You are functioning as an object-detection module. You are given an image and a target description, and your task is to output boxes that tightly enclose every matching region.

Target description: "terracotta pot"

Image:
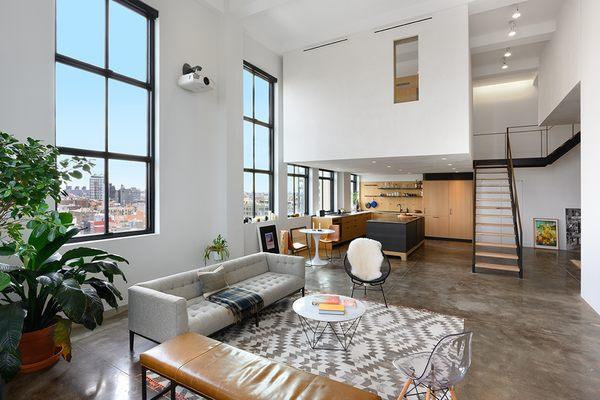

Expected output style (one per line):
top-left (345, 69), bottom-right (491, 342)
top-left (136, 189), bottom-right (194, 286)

top-left (18, 323), bottom-right (62, 373)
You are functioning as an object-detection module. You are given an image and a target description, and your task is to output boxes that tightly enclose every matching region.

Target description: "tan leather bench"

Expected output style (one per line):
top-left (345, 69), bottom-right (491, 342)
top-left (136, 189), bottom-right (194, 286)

top-left (140, 332), bottom-right (381, 400)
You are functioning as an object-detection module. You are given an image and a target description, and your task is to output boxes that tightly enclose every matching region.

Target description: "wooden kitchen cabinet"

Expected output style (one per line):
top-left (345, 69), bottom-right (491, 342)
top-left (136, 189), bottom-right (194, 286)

top-left (423, 180), bottom-right (472, 240)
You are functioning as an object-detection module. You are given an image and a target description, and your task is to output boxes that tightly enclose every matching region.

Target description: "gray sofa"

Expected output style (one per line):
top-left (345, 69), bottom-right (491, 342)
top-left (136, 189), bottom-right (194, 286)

top-left (128, 252), bottom-right (305, 348)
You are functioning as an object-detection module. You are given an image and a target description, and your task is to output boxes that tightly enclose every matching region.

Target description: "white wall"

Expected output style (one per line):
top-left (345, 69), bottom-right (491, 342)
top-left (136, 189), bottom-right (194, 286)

top-left (361, 174), bottom-right (424, 182)
top-left (580, 0), bottom-right (600, 314)
top-left (537, 0), bottom-right (581, 124)
top-left (515, 145), bottom-right (581, 249)
top-left (282, 5), bottom-right (471, 164)
top-left (0, 0), bottom-right (238, 305)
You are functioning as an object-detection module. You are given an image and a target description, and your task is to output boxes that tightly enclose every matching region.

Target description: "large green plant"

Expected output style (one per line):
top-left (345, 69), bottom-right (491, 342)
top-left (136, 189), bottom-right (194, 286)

top-left (0, 132), bottom-right (128, 381)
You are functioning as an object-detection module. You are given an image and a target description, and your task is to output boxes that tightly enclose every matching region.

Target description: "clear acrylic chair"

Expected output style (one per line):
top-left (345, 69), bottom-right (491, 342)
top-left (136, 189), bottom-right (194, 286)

top-left (393, 332), bottom-right (473, 400)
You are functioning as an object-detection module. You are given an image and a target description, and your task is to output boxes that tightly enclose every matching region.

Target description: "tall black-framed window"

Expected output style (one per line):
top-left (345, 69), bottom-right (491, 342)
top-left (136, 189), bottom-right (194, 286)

top-left (287, 164), bottom-right (309, 216)
top-left (243, 61), bottom-right (276, 220)
top-left (351, 174), bottom-right (360, 209)
top-left (318, 169), bottom-right (335, 213)
top-left (55, 0), bottom-right (157, 242)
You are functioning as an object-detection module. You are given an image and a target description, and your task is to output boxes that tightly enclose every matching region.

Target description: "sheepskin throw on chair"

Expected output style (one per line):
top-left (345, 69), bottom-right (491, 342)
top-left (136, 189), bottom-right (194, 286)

top-left (347, 238), bottom-right (384, 281)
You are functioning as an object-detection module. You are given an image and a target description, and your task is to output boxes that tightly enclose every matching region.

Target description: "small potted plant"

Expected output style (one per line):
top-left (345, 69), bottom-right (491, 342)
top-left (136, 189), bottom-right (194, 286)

top-left (352, 192), bottom-right (360, 211)
top-left (203, 234), bottom-right (230, 265)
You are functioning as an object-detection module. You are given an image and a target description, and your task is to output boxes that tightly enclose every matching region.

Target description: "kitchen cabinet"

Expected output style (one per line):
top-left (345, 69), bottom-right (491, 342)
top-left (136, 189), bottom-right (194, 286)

top-left (423, 180), bottom-right (472, 240)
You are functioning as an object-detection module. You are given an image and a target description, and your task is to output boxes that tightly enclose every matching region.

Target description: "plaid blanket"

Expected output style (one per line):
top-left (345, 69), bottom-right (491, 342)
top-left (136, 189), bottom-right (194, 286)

top-left (209, 287), bottom-right (264, 322)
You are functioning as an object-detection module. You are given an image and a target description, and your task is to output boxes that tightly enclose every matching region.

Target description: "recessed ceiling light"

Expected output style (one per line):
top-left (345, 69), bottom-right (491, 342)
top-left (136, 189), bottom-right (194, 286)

top-left (512, 6), bottom-right (521, 20)
top-left (501, 58), bottom-right (509, 70)
top-left (441, 157), bottom-right (447, 160)
top-left (448, 163), bottom-right (453, 166)
top-left (504, 48), bottom-right (512, 57)
top-left (508, 21), bottom-right (517, 37)
top-left (371, 161), bottom-right (376, 164)
top-left (398, 169), bottom-right (403, 172)
top-left (387, 165), bottom-right (391, 168)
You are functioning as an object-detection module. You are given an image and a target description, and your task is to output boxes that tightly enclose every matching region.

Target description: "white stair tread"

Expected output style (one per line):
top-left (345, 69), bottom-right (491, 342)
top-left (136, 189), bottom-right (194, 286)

top-left (476, 178), bottom-right (509, 181)
top-left (477, 206), bottom-right (512, 210)
top-left (476, 242), bottom-right (517, 249)
top-left (477, 191), bottom-right (510, 195)
top-left (476, 213), bottom-right (513, 217)
top-left (475, 262), bottom-right (520, 272)
top-left (476, 198), bottom-right (511, 202)
top-left (476, 222), bottom-right (513, 227)
top-left (476, 251), bottom-right (519, 260)
top-left (476, 231), bottom-right (515, 237)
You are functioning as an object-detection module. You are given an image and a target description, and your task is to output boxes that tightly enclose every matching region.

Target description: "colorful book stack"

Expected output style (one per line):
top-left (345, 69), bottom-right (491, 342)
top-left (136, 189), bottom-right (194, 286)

top-left (318, 295), bottom-right (345, 315)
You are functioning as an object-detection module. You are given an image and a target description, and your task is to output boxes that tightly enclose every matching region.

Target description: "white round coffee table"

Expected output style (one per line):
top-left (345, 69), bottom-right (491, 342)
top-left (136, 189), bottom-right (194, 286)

top-left (293, 294), bottom-right (366, 351)
top-left (299, 228), bottom-right (335, 266)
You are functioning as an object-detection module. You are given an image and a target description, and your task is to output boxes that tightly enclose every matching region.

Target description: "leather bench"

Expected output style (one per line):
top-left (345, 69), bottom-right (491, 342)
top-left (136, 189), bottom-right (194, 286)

top-left (140, 332), bottom-right (381, 400)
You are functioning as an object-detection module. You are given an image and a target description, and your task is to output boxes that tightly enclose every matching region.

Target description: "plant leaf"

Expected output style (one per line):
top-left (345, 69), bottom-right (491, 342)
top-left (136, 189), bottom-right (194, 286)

top-left (91, 253), bottom-right (129, 264)
top-left (0, 272), bottom-right (11, 292)
top-left (0, 303), bottom-right (25, 381)
top-left (86, 278), bottom-right (122, 309)
top-left (80, 287), bottom-right (103, 330)
top-left (54, 317), bottom-right (72, 362)
top-left (54, 279), bottom-right (86, 322)
top-left (0, 243), bottom-right (17, 256)
top-left (36, 272), bottom-right (64, 290)
top-left (31, 227), bottom-right (79, 270)
top-left (61, 247), bottom-right (107, 263)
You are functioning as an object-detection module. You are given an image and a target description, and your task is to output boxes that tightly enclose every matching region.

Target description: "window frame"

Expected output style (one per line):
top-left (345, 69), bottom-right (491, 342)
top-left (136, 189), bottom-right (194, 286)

top-left (318, 169), bottom-right (335, 213)
top-left (55, 0), bottom-right (158, 242)
top-left (243, 61), bottom-right (277, 219)
top-left (287, 164), bottom-right (310, 216)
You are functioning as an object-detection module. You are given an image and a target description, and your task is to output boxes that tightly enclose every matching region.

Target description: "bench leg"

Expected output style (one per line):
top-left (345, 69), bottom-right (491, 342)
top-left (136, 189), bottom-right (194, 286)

top-left (129, 330), bottom-right (135, 352)
top-left (170, 381), bottom-right (176, 399)
top-left (301, 287), bottom-right (305, 297)
top-left (142, 366), bottom-right (147, 400)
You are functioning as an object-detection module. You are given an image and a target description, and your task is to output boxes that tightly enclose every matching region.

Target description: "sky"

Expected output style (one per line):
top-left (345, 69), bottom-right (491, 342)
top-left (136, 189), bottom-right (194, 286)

top-left (56, 0), bottom-right (147, 189)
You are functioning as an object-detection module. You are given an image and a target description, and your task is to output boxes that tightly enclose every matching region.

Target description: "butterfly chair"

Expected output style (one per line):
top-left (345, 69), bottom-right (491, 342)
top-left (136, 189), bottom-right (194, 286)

top-left (343, 239), bottom-right (391, 308)
top-left (319, 224), bottom-right (342, 261)
top-left (394, 332), bottom-right (473, 400)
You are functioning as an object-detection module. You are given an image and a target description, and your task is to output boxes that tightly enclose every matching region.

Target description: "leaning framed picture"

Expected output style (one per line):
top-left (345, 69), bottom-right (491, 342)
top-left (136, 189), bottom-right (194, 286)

top-left (257, 224), bottom-right (280, 254)
top-left (533, 218), bottom-right (559, 250)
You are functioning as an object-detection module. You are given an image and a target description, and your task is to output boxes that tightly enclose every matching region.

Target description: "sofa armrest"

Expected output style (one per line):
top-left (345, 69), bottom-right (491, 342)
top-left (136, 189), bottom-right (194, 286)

top-left (265, 253), bottom-right (306, 281)
top-left (128, 286), bottom-right (189, 343)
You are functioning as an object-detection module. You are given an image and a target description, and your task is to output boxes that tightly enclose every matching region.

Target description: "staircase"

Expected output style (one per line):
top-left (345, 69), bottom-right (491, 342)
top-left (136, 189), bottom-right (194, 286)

top-left (472, 133), bottom-right (524, 278)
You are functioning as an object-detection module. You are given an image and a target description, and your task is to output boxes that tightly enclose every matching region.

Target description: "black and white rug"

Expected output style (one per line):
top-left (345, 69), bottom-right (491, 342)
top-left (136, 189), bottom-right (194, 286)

top-left (147, 295), bottom-right (464, 400)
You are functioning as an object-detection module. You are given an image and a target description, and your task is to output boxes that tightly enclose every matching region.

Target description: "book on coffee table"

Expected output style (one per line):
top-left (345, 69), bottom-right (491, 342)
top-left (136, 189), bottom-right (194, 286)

top-left (318, 303), bottom-right (345, 315)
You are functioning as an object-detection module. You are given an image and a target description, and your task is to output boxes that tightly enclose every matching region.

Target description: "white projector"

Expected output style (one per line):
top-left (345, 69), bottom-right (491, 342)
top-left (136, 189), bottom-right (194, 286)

top-left (177, 63), bottom-right (214, 92)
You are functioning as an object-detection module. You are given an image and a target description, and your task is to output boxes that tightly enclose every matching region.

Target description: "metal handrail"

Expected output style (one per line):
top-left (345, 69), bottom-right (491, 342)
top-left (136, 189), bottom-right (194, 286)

top-left (505, 130), bottom-right (524, 278)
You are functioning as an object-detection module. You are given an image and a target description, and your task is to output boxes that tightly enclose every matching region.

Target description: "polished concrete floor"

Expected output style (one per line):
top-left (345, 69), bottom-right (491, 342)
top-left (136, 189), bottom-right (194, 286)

top-left (5, 240), bottom-right (599, 399)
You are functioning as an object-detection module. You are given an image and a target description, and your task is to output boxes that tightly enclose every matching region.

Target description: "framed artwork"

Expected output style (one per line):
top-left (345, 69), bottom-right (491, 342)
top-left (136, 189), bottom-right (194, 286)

top-left (565, 208), bottom-right (581, 251)
top-left (257, 224), bottom-right (280, 254)
top-left (533, 218), bottom-right (559, 250)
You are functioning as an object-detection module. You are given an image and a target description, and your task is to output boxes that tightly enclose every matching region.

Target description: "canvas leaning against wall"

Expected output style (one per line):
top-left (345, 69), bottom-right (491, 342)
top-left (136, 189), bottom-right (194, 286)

top-left (533, 218), bottom-right (559, 250)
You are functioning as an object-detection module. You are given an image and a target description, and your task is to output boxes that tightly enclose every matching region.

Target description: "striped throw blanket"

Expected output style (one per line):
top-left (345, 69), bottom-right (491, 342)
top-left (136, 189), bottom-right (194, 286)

top-left (209, 287), bottom-right (264, 322)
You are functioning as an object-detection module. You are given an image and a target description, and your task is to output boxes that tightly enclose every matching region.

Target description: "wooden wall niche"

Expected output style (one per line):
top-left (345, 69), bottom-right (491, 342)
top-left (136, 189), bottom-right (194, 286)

top-left (394, 36), bottom-right (419, 103)
top-left (360, 181), bottom-right (423, 213)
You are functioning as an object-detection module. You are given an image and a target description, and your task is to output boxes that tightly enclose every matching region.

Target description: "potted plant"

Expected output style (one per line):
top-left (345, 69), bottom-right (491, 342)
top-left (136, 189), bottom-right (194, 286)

top-left (352, 192), bottom-right (360, 211)
top-left (0, 132), bottom-right (128, 381)
top-left (203, 234), bottom-right (230, 265)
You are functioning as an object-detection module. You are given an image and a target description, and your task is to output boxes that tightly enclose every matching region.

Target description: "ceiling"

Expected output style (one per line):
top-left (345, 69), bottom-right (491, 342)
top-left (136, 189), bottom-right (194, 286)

top-left (197, 0), bottom-right (568, 175)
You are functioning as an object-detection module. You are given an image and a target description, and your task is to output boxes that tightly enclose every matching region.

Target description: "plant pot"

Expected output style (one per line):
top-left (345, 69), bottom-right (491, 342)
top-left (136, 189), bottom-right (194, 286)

top-left (211, 252), bottom-right (223, 261)
top-left (18, 323), bottom-right (62, 373)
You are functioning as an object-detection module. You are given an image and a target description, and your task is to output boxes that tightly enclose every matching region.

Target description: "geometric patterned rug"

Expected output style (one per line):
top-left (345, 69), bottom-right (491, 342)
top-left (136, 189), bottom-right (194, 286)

top-left (147, 293), bottom-right (464, 400)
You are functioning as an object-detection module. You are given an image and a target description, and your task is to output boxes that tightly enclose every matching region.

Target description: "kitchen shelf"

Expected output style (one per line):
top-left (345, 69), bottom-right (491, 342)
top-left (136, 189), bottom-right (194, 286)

top-left (377, 187), bottom-right (421, 190)
top-left (378, 195), bottom-right (423, 198)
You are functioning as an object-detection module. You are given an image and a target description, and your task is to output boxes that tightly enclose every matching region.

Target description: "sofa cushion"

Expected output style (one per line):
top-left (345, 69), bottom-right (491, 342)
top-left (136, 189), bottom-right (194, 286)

top-left (220, 253), bottom-right (269, 285)
top-left (197, 265), bottom-right (228, 298)
top-left (233, 272), bottom-right (304, 306)
top-left (187, 297), bottom-right (236, 336)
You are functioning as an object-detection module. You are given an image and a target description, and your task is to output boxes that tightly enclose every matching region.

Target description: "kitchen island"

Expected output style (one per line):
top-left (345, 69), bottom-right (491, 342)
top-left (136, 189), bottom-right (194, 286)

top-left (366, 215), bottom-right (425, 260)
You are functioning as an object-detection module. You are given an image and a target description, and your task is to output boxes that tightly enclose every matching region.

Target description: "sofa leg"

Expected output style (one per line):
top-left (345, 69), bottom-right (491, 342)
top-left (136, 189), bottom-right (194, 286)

top-left (129, 330), bottom-right (135, 352)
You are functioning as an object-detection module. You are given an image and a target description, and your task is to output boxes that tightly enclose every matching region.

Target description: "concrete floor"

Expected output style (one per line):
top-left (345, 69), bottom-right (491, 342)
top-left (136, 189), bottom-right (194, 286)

top-left (5, 240), bottom-right (599, 399)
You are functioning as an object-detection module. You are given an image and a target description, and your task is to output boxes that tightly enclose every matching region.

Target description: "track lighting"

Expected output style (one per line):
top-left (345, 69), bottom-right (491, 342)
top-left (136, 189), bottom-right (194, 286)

top-left (504, 48), bottom-right (512, 57)
top-left (512, 6), bottom-right (521, 20)
top-left (508, 21), bottom-right (517, 37)
top-left (501, 58), bottom-right (509, 70)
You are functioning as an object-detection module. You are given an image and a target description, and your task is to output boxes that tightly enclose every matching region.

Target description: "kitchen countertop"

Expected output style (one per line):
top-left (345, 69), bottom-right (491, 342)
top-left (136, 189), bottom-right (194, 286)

top-left (367, 215), bottom-right (424, 224)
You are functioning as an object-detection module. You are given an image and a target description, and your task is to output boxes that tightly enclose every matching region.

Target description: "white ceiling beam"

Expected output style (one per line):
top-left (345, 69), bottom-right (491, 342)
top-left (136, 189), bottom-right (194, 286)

top-left (470, 20), bottom-right (555, 54)
top-left (229, 0), bottom-right (294, 19)
top-left (468, 0), bottom-right (529, 16)
top-left (472, 55), bottom-right (539, 79)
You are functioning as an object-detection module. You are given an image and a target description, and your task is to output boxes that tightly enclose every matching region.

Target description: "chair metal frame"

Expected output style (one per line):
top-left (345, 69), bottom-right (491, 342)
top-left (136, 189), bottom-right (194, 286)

top-left (343, 251), bottom-right (391, 308)
top-left (288, 226), bottom-right (312, 260)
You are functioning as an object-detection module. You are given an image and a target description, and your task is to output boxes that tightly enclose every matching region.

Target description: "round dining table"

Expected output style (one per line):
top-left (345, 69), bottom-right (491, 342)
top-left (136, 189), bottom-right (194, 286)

top-left (299, 228), bottom-right (335, 266)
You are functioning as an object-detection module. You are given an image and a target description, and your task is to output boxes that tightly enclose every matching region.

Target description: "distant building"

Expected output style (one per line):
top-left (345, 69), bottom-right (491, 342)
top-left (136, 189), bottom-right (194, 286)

top-left (117, 185), bottom-right (141, 205)
top-left (90, 175), bottom-right (104, 201)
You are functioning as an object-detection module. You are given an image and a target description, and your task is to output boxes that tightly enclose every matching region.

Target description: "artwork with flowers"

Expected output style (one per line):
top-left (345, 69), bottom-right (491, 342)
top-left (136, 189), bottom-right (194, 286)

top-left (534, 218), bottom-right (559, 250)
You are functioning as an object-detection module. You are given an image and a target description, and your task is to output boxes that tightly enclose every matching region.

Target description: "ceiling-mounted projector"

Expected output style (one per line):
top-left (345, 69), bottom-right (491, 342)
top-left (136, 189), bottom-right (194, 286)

top-left (178, 63), bottom-right (214, 92)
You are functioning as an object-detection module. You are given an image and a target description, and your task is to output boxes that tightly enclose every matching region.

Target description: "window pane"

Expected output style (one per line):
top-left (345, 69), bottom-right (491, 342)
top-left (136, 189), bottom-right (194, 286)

top-left (56, 0), bottom-right (105, 67)
top-left (255, 76), bottom-right (270, 123)
top-left (323, 182), bottom-right (331, 211)
top-left (109, 0), bottom-right (147, 81)
top-left (298, 177), bottom-right (306, 215)
top-left (254, 125), bottom-right (270, 170)
top-left (243, 172), bottom-right (254, 219)
top-left (58, 156), bottom-right (105, 236)
top-left (243, 70), bottom-right (253, 118)
top-left (254, 173), bottom-right (270, 217)
top-left (243, 122), bottom-right (254, 169)
top-left (108, 160), bottom-right (147, 233)
top-left (108, 79), bottom-right (148, 155)
top-left (56, 63), bottom-right (105, 151)
top-left (287, 164), bottom-right (294, 174)
top-left (287, 176), bottom-right (294, 216)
